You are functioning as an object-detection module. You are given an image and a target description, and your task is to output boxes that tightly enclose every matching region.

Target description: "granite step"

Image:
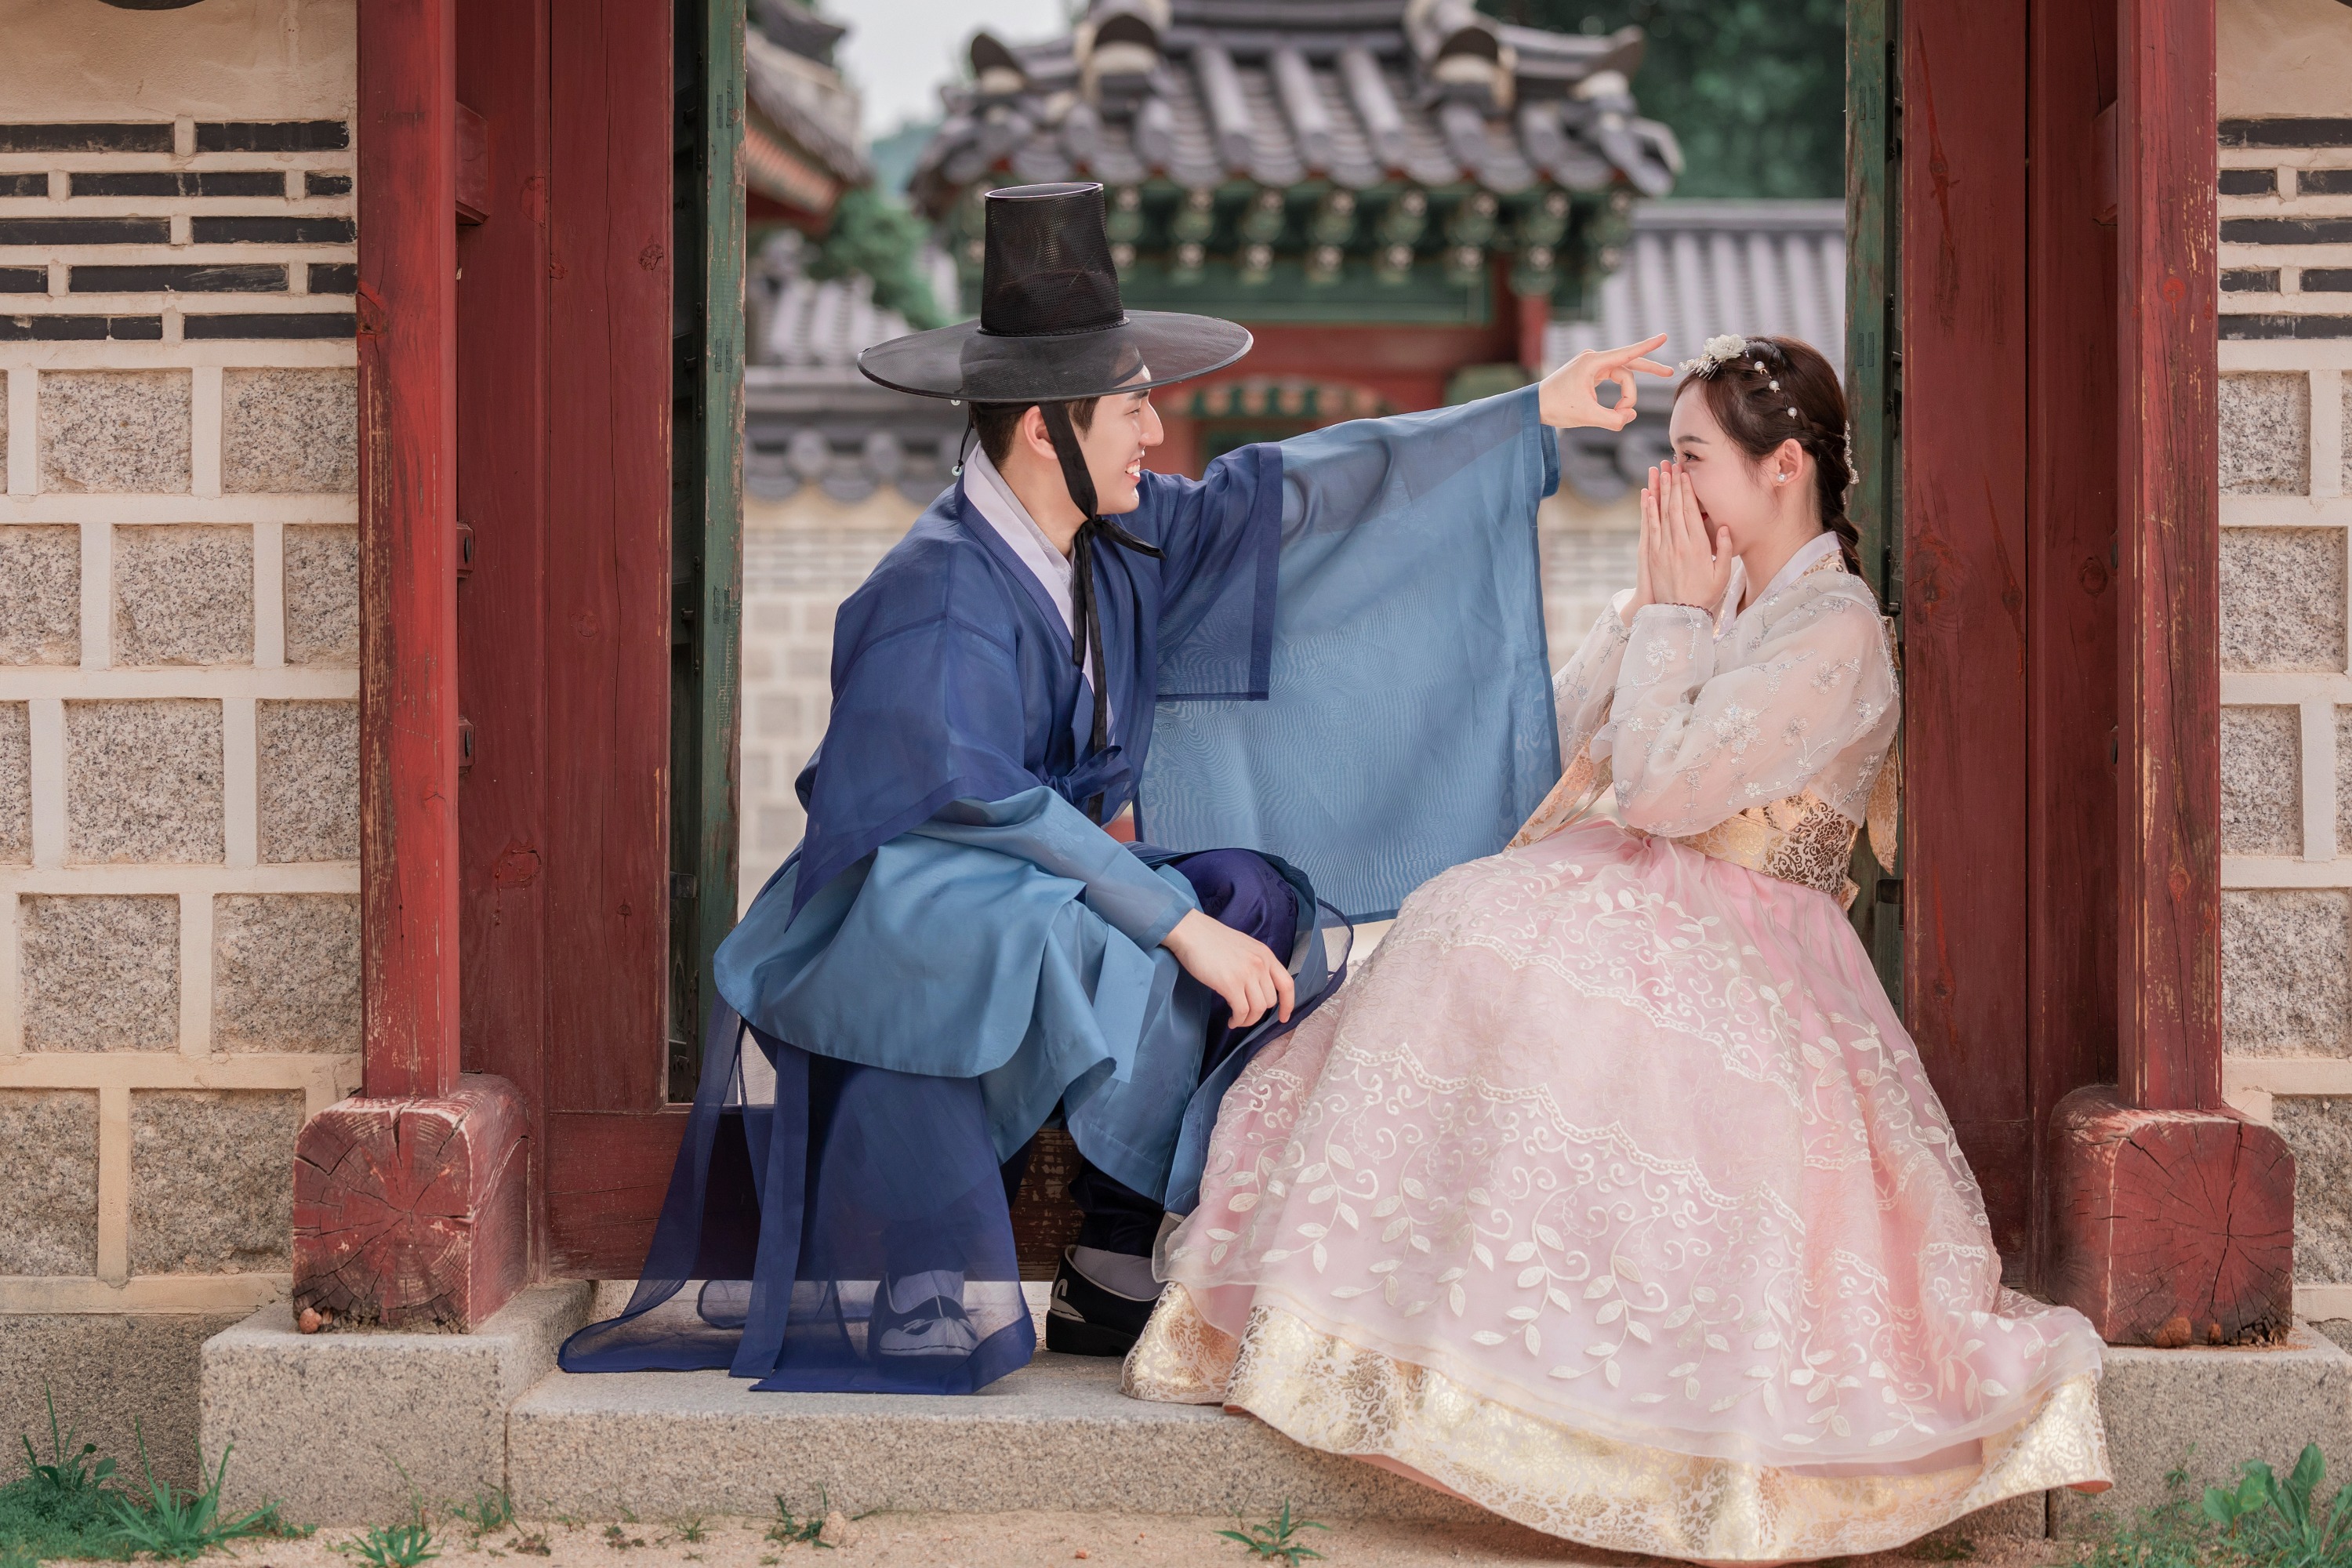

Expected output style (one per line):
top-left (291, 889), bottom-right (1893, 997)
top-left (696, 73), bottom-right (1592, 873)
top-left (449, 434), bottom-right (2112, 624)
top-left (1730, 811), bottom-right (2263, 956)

top-left (503, 1349), bottom-right (1483, 1523)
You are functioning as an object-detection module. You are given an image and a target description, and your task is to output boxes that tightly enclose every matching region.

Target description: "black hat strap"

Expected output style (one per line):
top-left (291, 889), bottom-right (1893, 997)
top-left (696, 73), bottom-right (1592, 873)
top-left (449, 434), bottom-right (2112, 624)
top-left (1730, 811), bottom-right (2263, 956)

top-left (1037, 401), bottom-right (1162, 811)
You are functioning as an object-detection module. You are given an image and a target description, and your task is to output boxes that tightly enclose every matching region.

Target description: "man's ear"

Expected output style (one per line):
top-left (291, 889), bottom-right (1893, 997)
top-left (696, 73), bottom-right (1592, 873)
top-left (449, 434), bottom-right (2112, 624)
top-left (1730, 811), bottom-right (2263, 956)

top-left (1019, 405), bottom-right (1055, 463)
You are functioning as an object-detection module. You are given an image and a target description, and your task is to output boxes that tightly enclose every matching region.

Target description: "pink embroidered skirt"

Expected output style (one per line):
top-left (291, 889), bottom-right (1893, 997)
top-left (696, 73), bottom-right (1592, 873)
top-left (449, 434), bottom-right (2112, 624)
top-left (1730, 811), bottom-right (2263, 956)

top-left (1125, 818), bottom-right (2110, 1563)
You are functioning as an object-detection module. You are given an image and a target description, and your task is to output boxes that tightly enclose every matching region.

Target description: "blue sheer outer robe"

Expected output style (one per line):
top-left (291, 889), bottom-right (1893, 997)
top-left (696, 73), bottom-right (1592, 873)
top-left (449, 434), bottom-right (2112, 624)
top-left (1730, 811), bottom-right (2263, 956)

top-left (561, 387), bottom-right (1561, 1390)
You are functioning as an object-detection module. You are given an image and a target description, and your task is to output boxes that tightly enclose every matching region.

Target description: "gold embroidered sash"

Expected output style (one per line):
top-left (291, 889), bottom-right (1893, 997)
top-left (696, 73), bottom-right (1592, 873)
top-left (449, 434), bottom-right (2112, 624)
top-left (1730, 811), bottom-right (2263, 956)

top-left (1669, 787), bottom-right (1862, 906)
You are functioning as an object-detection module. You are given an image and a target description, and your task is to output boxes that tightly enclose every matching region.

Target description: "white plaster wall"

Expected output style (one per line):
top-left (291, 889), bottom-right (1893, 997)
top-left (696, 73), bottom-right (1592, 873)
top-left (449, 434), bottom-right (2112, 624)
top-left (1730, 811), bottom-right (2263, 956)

top-left (0, 0), bottom-right (354, 122)
top-left (2220, 0), bottom-right (2352, 118)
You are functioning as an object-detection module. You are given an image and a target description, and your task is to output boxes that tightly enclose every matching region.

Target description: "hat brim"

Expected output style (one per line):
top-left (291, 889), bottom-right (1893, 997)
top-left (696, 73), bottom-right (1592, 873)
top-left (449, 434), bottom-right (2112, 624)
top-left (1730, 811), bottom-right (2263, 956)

top-left (857, 310), bottom-right (1254, 403)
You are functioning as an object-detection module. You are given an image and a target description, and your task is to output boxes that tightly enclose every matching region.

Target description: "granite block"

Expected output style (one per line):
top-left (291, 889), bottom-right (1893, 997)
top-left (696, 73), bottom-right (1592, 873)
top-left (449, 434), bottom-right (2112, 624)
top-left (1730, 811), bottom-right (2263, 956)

top-left (0, 524), bottom-right (82, 665)
top-left (0, 701), bottom-right (27, 863)
top-left (0, 1089), bottom-right (100, 1273)
top-left (2344, 383), bottom-right (2352, 495)
top-left (18, 893), bottom-right (180, 1051)
top-left (508, 1352), bottom-right (1490, 1522)
top-left (203, 1286), bottom-right (593, 1525)
top-left (2222, 705), bottom-right (2302, 854)
top-left (2276, 1098), bottom-right (2352, 1281)
top-left (256, 699), bottom-right (358, 862)
top-left (220, 368), bottom-right (356, 494)
top-left (129, 1089), bottom-right (303, 1275)
top-left (281, 524), bottom-right (358, 665)
top-left (2, 1313), bottom-right (243, 1493)
top-left (2051, 1327), bottom-right (2352, 1536)
top-left (2222, 528), bottom-right (2346, 672)
top-left (212, 893), bottom-right (361, 1052)
top-left (113, 524), bottom-right (253, 666)
top-left (2223, 889), bottom-right (2352, 1055)
top-left (64, 699), bottom-right (223, 863)
top-left (2220, 371), bottom-right (2310, 495)
top-left (40, 370), bottom-right (191, 492)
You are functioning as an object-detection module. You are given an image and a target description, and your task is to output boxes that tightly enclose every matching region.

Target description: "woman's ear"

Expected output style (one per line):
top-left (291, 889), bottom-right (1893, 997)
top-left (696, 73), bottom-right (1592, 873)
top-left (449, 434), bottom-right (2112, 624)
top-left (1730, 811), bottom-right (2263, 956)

top-left (1772, 437), bottom-right (1806, 488)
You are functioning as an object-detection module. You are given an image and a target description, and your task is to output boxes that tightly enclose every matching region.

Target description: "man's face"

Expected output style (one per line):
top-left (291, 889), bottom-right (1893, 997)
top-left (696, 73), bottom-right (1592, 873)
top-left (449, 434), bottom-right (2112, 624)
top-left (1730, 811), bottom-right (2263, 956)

top-left (1076, 383), bottom-right (1163, 514)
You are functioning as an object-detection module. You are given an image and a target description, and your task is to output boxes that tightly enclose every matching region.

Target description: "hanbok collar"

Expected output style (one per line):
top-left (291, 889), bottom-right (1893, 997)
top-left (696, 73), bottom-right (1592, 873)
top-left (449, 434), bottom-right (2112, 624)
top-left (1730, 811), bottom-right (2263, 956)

top-left (1735, 531), bottom-right (1845, 623)
top-left (960, 448), bottom-right (1108, 724)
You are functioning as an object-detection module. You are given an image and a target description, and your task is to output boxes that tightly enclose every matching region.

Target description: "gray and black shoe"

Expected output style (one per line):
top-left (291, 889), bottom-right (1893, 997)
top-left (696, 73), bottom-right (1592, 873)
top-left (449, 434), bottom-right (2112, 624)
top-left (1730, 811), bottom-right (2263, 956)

top-left (1044, 1248), bottom-right (1156, 1356)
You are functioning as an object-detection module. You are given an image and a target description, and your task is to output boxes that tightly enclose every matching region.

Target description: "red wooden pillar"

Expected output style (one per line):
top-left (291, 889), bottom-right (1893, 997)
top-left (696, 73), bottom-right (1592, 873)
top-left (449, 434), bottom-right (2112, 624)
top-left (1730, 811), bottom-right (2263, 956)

top-left (290, 0), bottom-right (529, 1330)
top-left (2045, 0), bottom-right (2295, 1345)
top-left (1901, 0), bottom-right (2034, 1270)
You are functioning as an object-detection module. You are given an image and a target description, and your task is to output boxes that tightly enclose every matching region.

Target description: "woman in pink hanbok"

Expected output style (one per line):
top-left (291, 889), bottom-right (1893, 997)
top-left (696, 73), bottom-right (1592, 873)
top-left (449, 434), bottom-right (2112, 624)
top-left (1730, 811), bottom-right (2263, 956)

top-left (1123, 335), bottom-right (2111, 1563)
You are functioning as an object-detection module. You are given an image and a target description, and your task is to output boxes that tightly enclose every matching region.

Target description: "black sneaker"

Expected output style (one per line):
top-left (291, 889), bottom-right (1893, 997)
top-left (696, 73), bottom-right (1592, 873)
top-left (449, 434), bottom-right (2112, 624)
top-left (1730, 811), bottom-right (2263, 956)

top-left (871, 1291), bottom-right (981, 1360)
top-left (1044, 1248), bottom-right (1158, 1356)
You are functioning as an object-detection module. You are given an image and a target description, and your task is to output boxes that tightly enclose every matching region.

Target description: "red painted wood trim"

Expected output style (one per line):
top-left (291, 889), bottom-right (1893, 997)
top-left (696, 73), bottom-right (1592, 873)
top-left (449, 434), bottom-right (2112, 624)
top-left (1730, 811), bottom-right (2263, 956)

top-left (2115, 0), bottom-right (2221, 1112)
top-left (358, 0), bottom-right (461, 1102)
top-left (544, 1109), bottom-right (687, 1278)
top-left (544, 0), bottom-right (673, 1114)
top-left (1900, 0), bottom-right (2034, 1262)
top-left (2025, 0), bottom-right (2121, 1284)
top-left (454, 101), bottom-right (489, 225)
top-left (456, 0), bottom-right (553, 1267)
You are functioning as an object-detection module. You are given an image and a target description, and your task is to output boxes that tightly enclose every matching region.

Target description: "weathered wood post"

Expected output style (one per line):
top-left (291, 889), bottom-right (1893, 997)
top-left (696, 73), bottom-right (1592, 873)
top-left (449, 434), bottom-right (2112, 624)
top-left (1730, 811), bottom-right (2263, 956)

top-left (2046, 0), bottom-right (2296, 1347)
top-left (289, 0), bottom-right (529, 1330)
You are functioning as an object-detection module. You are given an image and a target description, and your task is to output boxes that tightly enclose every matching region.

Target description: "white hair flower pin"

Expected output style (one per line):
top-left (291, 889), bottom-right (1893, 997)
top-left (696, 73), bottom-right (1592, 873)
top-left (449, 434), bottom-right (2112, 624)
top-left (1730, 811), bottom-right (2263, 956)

top-left (1679, 333), bottom-right (1749, 378)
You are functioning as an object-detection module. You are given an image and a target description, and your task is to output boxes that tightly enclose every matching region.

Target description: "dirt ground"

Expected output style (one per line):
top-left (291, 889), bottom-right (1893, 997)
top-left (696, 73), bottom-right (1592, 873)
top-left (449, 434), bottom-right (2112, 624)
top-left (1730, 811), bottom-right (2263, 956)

top-left (209, 1507), bottom-right (2087, 1568)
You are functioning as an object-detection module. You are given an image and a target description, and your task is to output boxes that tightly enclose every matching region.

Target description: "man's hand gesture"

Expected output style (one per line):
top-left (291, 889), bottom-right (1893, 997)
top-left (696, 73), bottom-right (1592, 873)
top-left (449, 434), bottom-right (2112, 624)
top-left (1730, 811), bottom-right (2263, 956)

top-left (1161, 910), bottom-right (1294, 1029)
top-left (1538, 332), bottom-right (1674, 431)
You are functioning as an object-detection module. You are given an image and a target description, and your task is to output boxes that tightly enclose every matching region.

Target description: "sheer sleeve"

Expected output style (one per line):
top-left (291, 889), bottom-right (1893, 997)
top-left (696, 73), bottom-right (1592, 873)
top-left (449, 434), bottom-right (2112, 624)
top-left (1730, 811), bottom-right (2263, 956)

top-left (1551, 590), bottom-right (1635, 763)
top-left (1608, 586), bottom-right (1897, 837)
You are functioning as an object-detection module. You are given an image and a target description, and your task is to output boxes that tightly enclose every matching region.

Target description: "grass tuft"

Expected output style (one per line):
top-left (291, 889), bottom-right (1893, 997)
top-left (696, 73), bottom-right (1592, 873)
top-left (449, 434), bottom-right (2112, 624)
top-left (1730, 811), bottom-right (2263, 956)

top-left (0, 1389), bottom-right (125, 1563)
top-left (1215, 1501), bottom-right (1330, 1566)
top-left (100, 1426), bottom-right (283, 1562)
top-left (768, 1489), bottom-right (834, 1551)
top-left (449, 1489), bottom-right (514, 1537)
top-left (336, 1520), bottom-right (439, 1568)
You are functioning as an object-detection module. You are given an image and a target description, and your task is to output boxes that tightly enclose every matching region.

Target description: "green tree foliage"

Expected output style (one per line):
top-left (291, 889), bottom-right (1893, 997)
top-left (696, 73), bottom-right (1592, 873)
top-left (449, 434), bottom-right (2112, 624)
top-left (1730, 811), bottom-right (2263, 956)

top-left (806, 185), bottom-right (947, 329)
top-left (1481, 0), bottom-right (1846, 199)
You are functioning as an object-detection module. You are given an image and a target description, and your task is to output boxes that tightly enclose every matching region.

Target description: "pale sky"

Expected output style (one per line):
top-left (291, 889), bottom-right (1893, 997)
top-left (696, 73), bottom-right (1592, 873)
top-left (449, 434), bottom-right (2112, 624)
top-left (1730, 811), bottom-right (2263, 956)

top-left (830, 0), bottom-right (1071, 136)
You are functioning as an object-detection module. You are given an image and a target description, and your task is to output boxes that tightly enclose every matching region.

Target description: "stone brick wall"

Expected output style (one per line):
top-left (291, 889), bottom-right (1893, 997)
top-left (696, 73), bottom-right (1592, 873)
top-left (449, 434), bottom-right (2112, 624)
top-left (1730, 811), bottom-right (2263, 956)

top-left (0, 84), bottom-right (359, 1338)
top-left (2209, 111), bottom-right (2352, 1322)
top-left (735, 480), bottom-right (1635, 907)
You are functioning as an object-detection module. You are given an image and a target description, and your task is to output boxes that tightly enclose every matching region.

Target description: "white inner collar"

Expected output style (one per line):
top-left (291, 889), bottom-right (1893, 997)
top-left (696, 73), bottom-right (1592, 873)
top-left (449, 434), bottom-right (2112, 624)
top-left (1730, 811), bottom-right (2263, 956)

top-left (1746, 530), bottom-right (1845, 611)
top-left (962, 447), bottom-right (1104, 713)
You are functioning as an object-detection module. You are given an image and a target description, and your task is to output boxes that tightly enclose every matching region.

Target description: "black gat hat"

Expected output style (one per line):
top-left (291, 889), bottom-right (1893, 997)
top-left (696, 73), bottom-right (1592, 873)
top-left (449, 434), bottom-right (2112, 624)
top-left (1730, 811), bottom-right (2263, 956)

top-left (858, 182), bottom-right (1252, 405)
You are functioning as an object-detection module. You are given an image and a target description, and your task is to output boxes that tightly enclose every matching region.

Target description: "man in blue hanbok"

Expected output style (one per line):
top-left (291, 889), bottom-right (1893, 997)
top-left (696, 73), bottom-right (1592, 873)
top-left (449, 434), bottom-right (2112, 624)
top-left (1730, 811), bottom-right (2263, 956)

top-left (562, 182), bottom-right (1668, 1393)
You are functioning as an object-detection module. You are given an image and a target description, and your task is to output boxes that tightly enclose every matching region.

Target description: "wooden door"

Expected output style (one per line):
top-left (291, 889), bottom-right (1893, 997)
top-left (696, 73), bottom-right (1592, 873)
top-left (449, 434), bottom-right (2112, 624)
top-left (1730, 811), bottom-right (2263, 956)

top-left (1855, 0), bottom-right (2124, 1282)
top-left (456, 0), bottom-right (743, 1278)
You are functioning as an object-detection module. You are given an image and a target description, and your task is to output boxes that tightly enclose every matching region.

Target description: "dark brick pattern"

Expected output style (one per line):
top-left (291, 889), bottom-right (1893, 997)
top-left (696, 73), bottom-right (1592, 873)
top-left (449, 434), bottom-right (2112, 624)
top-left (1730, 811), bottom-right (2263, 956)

top-left (2305, 269), bottom-right (2352, 293)
top-left (0, 267), bottom-right (44, 293)
top-left (305, 263), bottom-right (357, 295)
top-left (0, 124), bottom-right (173, 153)
top-left (2221, 314), bottom-right (2352, 340)
top-left (2, 173), bottom-right (48, 198)
top-left (2302, 169), bottom-right (2352, 197)
top-left (0, 217), bottom-right (171, 245)
top-left (195, 122), bottom-right (349, 153)
top-left (0, 315), bottom-right (163, 341)
top-left (183, 313), bottom-right (356, 340)
top-left (69, 171), bottom-right (288, 199)
top-left (191, 216), bottom-right (355, 245)
top-left (70, 264), bottom-right (288, 294)
top-left (2223, 217), bottom-right (2352, 245)
top-left (303, 173), bottom-right (353, 198)
top-left (2222, 118), bottom-right (2352, 147)
top-left (2223, 268), bottom-right (2282, 293)
top-left (2221, 168), bottom-right (2279, 197)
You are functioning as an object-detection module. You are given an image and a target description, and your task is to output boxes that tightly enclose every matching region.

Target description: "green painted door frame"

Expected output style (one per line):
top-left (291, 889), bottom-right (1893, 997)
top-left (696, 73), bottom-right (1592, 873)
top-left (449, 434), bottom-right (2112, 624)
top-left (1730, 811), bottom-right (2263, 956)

top-left (1847, 0), bottom-right (1904, 1007)
top-left (669, 0), bottom-right (746, 1098)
